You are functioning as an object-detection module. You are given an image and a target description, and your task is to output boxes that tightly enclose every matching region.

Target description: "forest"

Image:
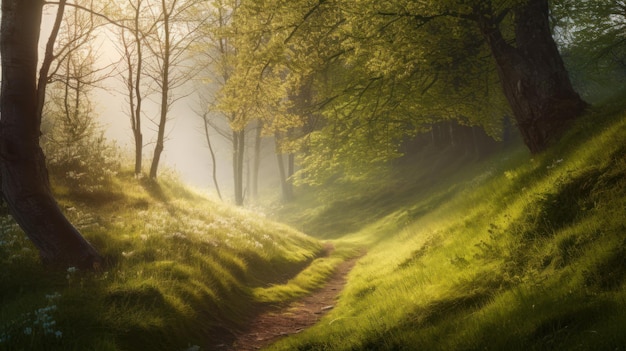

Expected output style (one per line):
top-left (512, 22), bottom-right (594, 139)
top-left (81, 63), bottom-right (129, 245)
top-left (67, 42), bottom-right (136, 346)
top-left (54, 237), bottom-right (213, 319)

top-left (0, 0), bottom-right (625, 350)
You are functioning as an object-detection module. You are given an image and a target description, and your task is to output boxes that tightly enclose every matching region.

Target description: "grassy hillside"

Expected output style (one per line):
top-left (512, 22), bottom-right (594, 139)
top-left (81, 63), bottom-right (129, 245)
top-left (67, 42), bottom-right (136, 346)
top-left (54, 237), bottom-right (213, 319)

top-left (0, 172), bottom-right (352, 351)
top-left (1, 99), bottom-right (625, 351)
top-left (268, 100), bottom-right (626, 350)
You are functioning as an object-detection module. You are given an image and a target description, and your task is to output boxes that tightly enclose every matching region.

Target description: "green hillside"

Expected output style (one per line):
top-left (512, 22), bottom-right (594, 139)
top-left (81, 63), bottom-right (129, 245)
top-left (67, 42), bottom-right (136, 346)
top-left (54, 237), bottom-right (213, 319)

top-left (0, 173), bottom-right (344, 350)
top-left (1, 99), bottom-right (626, 351)
top-left (268, 99), bottom-right (626, 350)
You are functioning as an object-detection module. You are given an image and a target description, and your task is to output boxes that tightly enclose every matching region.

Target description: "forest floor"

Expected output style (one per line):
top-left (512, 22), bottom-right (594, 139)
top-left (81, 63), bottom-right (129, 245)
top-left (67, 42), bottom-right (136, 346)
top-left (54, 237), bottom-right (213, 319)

top-left (220, 246), bottom-right (361, 351)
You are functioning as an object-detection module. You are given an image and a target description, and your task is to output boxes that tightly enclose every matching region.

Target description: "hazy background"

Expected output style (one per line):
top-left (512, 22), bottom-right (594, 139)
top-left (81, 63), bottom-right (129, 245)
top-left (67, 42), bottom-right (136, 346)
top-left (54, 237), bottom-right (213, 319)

top-left (40, 6), bottom-right (281, 201)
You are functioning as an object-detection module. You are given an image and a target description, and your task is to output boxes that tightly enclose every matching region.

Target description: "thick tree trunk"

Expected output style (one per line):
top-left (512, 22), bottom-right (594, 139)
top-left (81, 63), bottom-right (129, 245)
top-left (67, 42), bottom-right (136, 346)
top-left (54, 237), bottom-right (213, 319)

top-left (0, 0), bottom-right (102, 269)
top-left (478, 0), bottom-right (587, 153)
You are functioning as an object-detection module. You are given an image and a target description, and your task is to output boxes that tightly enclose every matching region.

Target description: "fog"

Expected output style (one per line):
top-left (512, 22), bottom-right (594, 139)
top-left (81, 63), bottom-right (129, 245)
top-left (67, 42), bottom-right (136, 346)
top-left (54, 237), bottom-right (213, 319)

top-left (39, 7), bottom-right (282, 202)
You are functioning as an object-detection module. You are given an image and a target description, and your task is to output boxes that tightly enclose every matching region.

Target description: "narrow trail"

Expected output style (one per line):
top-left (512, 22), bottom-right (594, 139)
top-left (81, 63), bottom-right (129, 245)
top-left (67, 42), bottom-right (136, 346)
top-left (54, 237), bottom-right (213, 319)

top-left (222, 251), bottom-right (361, 351)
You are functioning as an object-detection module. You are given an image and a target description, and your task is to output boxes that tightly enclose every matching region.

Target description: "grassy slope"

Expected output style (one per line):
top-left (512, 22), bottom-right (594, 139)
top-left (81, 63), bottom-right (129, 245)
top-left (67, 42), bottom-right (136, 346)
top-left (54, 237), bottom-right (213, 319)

top-left (268, 100), bottom-right (626, 350)
top-left (0, 172), bottom-right (346, 351)
top-left (1, 100), bottom-right (624, 351)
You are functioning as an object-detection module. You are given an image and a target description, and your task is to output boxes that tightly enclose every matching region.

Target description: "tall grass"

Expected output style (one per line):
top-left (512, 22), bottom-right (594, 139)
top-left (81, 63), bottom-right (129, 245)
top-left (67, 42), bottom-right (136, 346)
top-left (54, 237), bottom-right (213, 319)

top-left (2, 100), bottom-right (625, 350)
top-left (268, 100), bottom-right (626, 350)
top-left (0, 171), bottom-right (334, 351)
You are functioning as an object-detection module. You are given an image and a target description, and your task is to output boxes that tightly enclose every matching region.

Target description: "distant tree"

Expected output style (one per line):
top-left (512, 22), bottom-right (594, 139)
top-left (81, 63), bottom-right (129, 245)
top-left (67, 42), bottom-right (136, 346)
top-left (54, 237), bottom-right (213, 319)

top-left (144, 0), bottom-right (203, 179)
top-left (251, 120), bottom-right (263, 200)
top-left (114, 0), bottom-right (151, 177)
top-left (195, 0), bottom-right (251, 206)
top-left (191, 85), bottom-right (224, 200)
top-left (553, 0), bottom-right (626, 99)
top-left (42, 3), bottom-right (119, 189)
top-left (274, 131), bottom-right (295, 202)
top-left (0, 0), bottom-right (102, 269)
top-left (215, 0), bottom-right (307, 202)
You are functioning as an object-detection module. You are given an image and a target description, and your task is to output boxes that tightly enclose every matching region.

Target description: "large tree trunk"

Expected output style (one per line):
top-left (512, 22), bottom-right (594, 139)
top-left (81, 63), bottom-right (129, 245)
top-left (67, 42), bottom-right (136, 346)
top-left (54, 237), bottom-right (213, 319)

top-left (0, 0), bottom-right (102, 269)
top-left (478, 0), bottom-right (587, 153)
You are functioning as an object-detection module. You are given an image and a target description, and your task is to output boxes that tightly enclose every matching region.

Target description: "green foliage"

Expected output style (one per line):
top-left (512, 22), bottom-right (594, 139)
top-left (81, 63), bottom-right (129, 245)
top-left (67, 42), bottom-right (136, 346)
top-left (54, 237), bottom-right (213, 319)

top-left (42, 127), bottom-right (121, 193)
top-left (554, 0), bottom-right (626, 102)
top-left (219, 0), bottom-right (517, 185)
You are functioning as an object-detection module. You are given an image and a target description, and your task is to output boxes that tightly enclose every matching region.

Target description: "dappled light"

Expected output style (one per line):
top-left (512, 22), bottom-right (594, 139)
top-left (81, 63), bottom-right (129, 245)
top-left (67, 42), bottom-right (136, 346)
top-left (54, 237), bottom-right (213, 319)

top-left (1, 0), bottom-right (626, 350)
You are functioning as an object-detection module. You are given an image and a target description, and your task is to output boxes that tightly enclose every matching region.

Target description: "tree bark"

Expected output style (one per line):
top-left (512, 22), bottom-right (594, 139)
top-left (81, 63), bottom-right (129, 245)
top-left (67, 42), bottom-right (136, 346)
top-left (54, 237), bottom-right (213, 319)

top-left (477, 0), bottom-right (587, 153)
top-left (0, 0), bottom-right (102, 269)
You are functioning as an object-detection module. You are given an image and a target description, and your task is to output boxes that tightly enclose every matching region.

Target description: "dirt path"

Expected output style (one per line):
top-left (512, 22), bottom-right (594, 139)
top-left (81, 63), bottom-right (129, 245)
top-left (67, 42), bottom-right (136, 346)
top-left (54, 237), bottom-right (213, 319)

top-left (221, 252), bottom-right (361, 351)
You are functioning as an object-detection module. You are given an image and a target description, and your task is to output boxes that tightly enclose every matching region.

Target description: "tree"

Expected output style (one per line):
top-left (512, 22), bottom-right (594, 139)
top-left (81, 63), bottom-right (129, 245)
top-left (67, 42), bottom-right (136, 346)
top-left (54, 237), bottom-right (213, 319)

top-left (215, 0), bottom-right (309, 201)
top-left (0, 0), bottom-right (102, 269)
top-left (115, 0), bottom-right (150, 177)
top-left (224, 0), bottom-right (587, 187)
top-left (553, 0), bottom-right (626, 100)
top-left (471, 0), bottom-right (587, 153)
top-left (41, 3), bottom-right (119, 189)
top-left (195, 0), bottom-right (254, 206)
top-left (192, 84), bottom-right (224, 200)
top-left (144, 0), bottom-right (203, 179)
top-left (331, 0), bottom-right (587, 153)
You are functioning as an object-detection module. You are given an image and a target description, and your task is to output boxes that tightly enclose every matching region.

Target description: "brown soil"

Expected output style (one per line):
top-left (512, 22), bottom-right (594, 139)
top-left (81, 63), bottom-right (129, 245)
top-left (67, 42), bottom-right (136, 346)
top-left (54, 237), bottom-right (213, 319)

top-left (220, 249), bottom-right (361, 351)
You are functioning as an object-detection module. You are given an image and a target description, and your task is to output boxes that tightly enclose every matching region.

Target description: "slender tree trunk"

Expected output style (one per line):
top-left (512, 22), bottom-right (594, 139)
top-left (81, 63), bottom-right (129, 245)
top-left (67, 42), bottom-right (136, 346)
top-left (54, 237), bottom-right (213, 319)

top-left (202, 114), bottom-right (222, 200)
top-left (478, 0), bottom-right (587, 153)
top-left (149, 0), bottom-right (171, 179)
top-left (288, 153), bottom-right (295, 179)
top-left (133, 1), bottom-right (144, 176)
top-left (36, 0), bottom-right (65, 122)
top-left (233, 129), bottom-right (245, 206)
top-left (274, 133), bottom-right (294, 202)
top-left (0, 0), bottom-right (102, 269)
top-left (252, 120), bottom-right (263, 200)
top-left (134, 131), bottom-right (143, 175)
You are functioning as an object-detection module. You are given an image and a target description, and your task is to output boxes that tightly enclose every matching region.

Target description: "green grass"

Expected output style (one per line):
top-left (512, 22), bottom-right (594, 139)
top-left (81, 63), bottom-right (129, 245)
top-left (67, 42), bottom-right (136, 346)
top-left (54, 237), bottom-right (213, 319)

top-left (266, 99), bottom-right (626, 350)
top-left (0, 171), bottom-right (340, 351)
top-left (2, 98), bottom-right (626, 351)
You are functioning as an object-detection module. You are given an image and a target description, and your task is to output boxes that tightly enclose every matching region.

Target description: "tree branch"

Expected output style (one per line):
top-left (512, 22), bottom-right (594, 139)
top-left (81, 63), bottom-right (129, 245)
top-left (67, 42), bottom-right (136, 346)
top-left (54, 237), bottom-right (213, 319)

top-left (377, 10), bottom-right (478, 24)
top-left (44, 1), bottom-right (133, 30)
